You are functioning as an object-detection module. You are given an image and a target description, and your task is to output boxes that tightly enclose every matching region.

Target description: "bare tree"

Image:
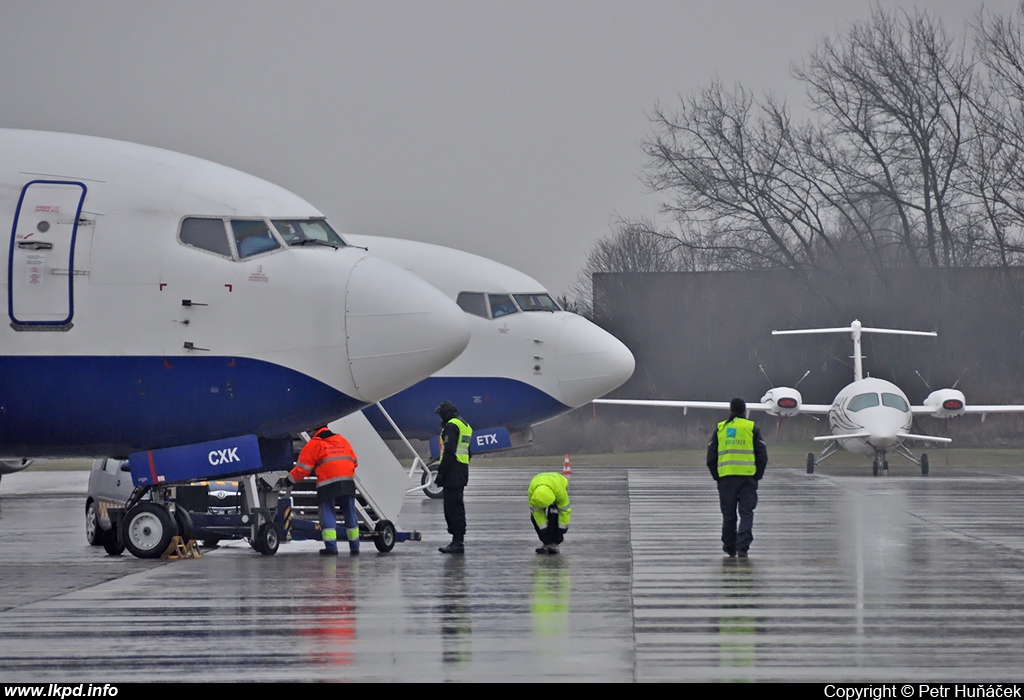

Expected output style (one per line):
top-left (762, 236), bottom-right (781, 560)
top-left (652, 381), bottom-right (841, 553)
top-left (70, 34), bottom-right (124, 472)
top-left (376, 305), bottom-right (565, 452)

top-left (569, 218), bottom-right (690, 316)
top-left (968, 7), bottom-right (1024, 268)
top-left (644, 84), bottom-right (834, 273)
top-left (796, 5), bottom-right (981, 272)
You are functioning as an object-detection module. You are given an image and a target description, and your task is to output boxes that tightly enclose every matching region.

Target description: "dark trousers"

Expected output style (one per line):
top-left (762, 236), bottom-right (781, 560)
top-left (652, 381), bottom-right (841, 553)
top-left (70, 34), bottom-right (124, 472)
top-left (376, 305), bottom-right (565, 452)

top-left (443, 485), bottom-right (466, 542)
top-left (717, 476), bottom-right (758, 553)
top-left (532, 508), bottom-right (564, 545)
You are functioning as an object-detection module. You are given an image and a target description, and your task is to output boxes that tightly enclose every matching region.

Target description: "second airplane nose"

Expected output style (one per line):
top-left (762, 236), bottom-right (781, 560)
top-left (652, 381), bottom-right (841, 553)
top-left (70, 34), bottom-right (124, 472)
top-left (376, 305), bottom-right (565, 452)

top-left (555, 314), bottom-right (635, 407)
top-left (344, 256), bottom-right (470, 402)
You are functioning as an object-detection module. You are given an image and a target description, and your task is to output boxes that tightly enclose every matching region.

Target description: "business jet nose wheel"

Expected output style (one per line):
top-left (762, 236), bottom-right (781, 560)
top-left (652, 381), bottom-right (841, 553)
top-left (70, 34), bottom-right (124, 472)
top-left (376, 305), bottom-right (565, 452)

top-left (921, 453), bottom-right (929, 476)
top-left (123, 503), bottom-right (177, 558)
top-left (806, 453), bottom-right (815, 474)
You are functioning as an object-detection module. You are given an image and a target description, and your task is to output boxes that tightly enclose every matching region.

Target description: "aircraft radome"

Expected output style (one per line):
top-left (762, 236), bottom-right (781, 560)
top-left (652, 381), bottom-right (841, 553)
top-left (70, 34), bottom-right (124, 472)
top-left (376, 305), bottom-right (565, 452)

top-left (345, 235), bottom-right (635, 491)
top-left (594, 319), bottom-right (1024, 476)
top-left (0, 129), bottom-right (470, 474)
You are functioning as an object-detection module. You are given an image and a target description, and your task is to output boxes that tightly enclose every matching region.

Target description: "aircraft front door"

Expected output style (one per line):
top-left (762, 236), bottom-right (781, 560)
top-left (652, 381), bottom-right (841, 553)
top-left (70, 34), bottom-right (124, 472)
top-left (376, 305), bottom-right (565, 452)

top-left (8, 180), bottom-right (87, 329)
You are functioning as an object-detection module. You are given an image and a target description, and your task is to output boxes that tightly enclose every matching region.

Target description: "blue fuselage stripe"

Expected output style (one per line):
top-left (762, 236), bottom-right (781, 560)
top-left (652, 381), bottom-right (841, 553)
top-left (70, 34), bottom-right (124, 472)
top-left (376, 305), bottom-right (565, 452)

top-left (366, 376), bottom-right (569, 440)
top-left (0, 355), bottom-right (364, 456)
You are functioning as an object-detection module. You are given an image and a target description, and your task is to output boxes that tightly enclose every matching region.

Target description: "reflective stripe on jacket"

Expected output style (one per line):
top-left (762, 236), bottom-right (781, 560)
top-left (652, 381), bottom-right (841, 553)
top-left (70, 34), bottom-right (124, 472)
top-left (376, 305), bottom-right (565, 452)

top-left (447, 417), bottom-right (472, 464)
top-left (528, 472), bottom-right (571, 528)
top-left (716, 417), bottom-right (757, 477)
top-left (290, 429), bottom-right (358, 489)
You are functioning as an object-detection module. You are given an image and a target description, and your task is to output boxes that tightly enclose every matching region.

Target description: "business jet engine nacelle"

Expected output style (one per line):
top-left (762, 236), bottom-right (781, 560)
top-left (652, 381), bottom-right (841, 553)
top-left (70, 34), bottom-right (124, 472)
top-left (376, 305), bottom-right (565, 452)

top-left (760, 387), bottom-right (803, 417)
top-left (923, 389), bottom-right (967, 418)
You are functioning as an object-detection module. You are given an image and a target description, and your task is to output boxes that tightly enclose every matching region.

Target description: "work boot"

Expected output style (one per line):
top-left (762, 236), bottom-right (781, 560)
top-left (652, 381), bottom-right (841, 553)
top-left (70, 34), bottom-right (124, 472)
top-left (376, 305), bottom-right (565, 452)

top-left (737, 550), bottom-right (748, 558)
top-left (319, 548), bottom-right (338, 557)
top-left (535, 546), bottom-right (548, 554)
top-left (723, 546), bottom-right (736, 557)
top-left (438, 540), bottom-right (464, 554)
top-left (349, 548), bottom-right (359, 557)
top-left (545, 544), bottom-right (559, 555)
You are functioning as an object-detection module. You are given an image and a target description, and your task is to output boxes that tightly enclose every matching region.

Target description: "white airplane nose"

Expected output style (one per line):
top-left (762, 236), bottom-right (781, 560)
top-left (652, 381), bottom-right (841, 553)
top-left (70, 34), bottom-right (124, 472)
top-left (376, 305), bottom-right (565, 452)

top-left (344, 256), bottom-right (470, 402)
top-left (555, 314), bottom-right (635, 407)
top-left (869, 431), bottom-right (899, 449)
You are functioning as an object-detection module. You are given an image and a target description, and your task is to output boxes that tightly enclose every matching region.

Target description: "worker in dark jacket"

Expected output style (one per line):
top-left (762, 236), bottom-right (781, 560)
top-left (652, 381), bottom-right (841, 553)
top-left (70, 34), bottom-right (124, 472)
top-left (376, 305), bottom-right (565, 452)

top-left (280, 426), bottom-right (360, 556)
top-left (435, 400), bottom-right (472, 554)
top-left (706, 398), bottom-right (767, 558)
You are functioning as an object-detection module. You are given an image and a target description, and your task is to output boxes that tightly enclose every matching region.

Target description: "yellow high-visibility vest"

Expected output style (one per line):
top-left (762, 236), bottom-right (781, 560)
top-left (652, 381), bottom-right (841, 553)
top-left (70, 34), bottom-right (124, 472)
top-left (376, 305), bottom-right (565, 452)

top-left (716, 417), bottom-right (756, 477)
top-left (447, 417), bottom-right (472, 464)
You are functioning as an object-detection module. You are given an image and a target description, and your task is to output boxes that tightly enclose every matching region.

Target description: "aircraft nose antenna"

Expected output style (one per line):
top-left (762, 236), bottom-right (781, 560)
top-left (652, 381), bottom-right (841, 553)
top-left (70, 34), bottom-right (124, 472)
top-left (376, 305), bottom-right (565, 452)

top-left (344, 255), bottom-right (470, 402)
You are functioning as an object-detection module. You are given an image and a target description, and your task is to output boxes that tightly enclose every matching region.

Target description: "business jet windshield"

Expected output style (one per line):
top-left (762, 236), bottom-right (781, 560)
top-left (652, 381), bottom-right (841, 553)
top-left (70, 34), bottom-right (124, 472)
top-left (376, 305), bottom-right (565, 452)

top-left (456, 291), bottom-right (561, 319)
top-left (179, 216), bottom-right (348, 261)
top-left (847, 392), bottom-right (910, 412)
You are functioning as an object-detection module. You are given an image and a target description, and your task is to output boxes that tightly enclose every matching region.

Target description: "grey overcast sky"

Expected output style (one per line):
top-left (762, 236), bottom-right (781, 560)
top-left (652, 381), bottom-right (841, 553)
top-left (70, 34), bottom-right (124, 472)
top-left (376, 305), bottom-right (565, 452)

top-left (0, 1), bottom-right (1017, 296)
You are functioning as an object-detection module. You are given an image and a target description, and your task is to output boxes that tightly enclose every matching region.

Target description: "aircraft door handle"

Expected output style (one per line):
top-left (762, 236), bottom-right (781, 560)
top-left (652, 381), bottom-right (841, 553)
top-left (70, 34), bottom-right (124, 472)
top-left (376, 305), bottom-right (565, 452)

top-left (17, 240), bottom-right (53, 250)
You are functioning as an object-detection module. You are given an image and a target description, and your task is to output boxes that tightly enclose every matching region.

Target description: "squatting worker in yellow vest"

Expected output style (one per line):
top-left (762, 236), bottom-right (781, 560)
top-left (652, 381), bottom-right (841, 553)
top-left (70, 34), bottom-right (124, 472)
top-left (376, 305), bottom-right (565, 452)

top-left (528, 472), bottom-right (571, 555)
top-left (435, 400), bottom-right (472, 554)
top-left (706, 398), bottom-right (768, 558)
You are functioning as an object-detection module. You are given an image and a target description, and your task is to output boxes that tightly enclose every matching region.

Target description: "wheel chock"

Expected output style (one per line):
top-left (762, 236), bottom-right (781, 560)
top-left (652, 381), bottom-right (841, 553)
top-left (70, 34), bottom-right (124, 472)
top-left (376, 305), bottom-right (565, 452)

top-left (163, 536), bottom-right (202, 560)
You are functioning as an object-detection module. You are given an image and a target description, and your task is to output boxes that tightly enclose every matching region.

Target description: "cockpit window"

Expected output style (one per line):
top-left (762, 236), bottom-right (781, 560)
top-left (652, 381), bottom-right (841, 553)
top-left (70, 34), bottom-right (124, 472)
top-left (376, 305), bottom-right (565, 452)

top-left (232, 219), bottom-right (281, 258)
top-left (488, 293), bottom-right (518, 318)
top-left (273, 219), bottom-right (347, 248)
top-left (847, 393), bottom-right (880, 412)
top-left (179, 218), bottom-right (232, 258)
top-left (513, 293), bottom-right (560, 312)
top-left (457, 292), bottom-right (488, 318)
top-left (881, 393), bottom-right (910, 412)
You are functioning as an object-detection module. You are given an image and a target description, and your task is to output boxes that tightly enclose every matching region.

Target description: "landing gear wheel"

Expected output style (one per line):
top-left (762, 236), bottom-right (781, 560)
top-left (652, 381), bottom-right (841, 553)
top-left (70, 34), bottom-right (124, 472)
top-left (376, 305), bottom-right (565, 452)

top-left (123, 503), bottom-right (177, 559)
top-left (101, 526), bottom-right (124, 556)
top-left (872, 460), bottom-right (879, 477)
top-left (921, 453), bottom-right (929, 476)
top-left (374, 520), bottom-right (396, 553)
top-left (422, 467), bottom-right (443, 500)
top-left (172, 507), bottom-right (194, 544)
top-left (806, 453), bottom-right (815, 474)
top-left (882, 460), bottom-right (889, 475)
top-left (86, 501), bottom-right (102, 546)
top-left (254, 523), bottom-right (280, 556)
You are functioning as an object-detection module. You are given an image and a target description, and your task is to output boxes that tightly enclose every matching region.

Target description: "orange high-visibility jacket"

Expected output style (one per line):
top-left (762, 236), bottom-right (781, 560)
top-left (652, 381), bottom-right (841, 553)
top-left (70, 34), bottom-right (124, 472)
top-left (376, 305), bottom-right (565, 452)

top-left (290, 428), bottom-right (357, 489)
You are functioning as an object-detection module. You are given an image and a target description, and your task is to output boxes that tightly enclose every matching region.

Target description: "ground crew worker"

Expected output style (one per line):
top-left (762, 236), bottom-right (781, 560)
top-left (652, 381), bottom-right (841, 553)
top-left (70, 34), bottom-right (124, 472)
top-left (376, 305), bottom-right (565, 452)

top-left (435, 400), bottom-right (471, 554)
top-left (279, 425), bottom-right (360, 556)
top-left (528, 471), bottom-right (571, 555)
top-left (706, 398), bottom-right (767, 558)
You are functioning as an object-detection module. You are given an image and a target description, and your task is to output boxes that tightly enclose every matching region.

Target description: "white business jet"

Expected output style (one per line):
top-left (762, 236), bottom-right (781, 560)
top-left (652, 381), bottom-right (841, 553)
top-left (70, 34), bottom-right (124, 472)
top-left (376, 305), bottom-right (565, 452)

top-left (595, 320), bottom-right (1024, 476)
top-left (345, 235), bottom-right (636, 467)
top-left (0, 129), bottom-right (470, 472)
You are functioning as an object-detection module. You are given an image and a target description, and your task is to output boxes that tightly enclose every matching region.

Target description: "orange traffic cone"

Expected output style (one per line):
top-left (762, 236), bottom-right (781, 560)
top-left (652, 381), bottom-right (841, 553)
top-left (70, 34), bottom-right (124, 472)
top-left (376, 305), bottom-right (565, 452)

top-left (562, 454), bottom-right (572, 476)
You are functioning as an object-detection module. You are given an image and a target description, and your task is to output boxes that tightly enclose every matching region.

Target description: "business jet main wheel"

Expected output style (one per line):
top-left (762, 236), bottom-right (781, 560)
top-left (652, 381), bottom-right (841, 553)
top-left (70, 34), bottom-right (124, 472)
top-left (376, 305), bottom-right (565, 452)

top-left (882, 460), bottom-right (889, 475)
top-left (806, 453), bottom-right (815, 474)
top-left (123, 503), bottom-right (177, 559)
top-left (422, 467), bottom-right (443, 500)
top-left (85, 500), bottom-right (103, 546)
top-left (254, 523), bottom-right (280, 556)
top-left (101, 525), bottom-right (124, 556)
top-left (374, 520), bottom-right (397, 553)
top-left (872, 460), bottom-right (879, 477)
top-left (921, 453), bottom-right (929, 476)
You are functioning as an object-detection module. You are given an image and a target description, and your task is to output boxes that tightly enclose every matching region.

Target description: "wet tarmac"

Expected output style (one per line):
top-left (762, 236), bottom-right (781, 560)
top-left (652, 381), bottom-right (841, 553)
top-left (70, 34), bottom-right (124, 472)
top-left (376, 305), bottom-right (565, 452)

top-left (2, 463), bottom-right (1024, 682)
